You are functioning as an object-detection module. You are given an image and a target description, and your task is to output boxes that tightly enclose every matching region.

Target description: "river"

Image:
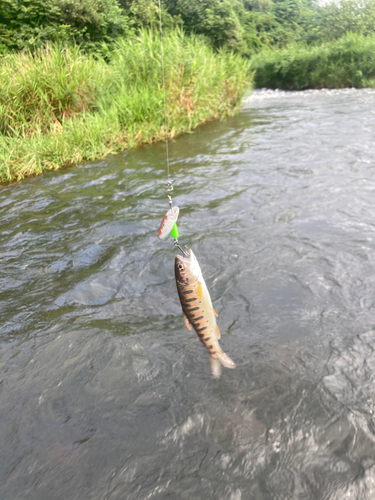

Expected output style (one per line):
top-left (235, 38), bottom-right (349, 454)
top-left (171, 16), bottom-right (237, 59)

top-left (1, 89), bottom-right (375, 499)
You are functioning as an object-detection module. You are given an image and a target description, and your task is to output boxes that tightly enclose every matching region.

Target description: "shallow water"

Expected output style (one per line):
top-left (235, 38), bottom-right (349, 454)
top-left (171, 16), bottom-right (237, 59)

top-left (2, 89), bottom-right (375, 499)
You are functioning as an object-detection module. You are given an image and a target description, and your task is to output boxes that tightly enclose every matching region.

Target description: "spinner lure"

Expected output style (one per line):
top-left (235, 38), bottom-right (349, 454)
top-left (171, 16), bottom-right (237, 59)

top-left (158, 206), bottom-right (179, 240)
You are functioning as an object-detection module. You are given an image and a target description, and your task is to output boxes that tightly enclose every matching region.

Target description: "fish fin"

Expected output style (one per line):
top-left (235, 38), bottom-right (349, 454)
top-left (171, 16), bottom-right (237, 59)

top-left (210, 357), bottom-right (222, 379)
top-left (213, 308), bottom-right (219, 317)
top-left (215, 324), bottom-right (221, 340)
top-left (197, 282), bottom-right (203, 299)
top-left (217, 352), bottom-right (236, 369)
top-left (183, 313), bottom-right (193, 331)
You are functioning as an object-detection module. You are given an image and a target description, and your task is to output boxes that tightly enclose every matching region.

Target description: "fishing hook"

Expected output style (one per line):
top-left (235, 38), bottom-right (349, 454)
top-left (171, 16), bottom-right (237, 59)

top-left (174, 240), bottom-right (189, 257)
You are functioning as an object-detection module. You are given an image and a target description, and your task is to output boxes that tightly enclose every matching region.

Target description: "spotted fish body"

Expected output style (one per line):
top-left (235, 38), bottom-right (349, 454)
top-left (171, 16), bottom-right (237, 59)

top-left (175, 249), bottom-right (236, 378)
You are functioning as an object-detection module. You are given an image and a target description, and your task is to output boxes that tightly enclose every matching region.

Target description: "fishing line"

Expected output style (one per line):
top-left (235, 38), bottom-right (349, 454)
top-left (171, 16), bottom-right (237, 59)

top-left (158, 0), bottom-right (170, 184)
top-left (157, 0), bottom-right (181, 247)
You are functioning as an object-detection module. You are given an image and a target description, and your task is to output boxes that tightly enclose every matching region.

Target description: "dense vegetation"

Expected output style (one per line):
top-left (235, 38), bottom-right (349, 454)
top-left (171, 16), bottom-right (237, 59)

top-left (0, 31), bottom-right (250, 182)
top-left (252, 33), bottom-right (375, 89)
top-left (2, 0), bottom-right (375, 84)
top-left (3, 0), bottom-right (375, 56)
top-left (251, 0), bottom-right (375, 89)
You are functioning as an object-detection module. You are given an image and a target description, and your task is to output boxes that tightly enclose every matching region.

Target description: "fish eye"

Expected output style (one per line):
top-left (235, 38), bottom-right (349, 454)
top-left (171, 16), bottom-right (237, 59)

top-left (178, 263), bottom-right (184, 270)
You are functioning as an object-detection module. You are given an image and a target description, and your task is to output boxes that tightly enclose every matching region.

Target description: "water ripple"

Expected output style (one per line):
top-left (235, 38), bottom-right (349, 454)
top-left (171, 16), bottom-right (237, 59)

top-left (1, 89), bottom-right (375, 499)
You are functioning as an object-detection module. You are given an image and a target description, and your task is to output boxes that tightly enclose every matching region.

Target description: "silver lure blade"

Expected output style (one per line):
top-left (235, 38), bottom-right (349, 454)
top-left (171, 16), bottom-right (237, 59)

top-left (158, 206), bottom-right (179, 239)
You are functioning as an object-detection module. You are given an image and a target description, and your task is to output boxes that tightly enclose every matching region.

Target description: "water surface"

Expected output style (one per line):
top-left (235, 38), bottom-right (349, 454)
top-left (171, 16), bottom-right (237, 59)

top-left (2, 89), bottom-right (375, 499)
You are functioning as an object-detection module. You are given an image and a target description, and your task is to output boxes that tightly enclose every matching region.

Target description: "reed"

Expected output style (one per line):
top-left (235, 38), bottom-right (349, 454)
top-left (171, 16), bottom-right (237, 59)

top-left (0, 29), bottom-right (251, 183)
top-left (252, 33), bottom-right (375, 90)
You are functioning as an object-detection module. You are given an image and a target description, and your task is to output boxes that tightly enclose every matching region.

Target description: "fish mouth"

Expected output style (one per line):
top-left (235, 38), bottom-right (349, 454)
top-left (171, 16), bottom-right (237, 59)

top-left (175, 248), bottom-right (201, 279)
top-left (175, 248), bottom-right (192, 264)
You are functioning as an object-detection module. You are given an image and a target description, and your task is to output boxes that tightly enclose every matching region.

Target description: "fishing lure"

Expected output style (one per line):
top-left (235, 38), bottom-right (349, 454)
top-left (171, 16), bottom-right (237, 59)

top-left (157, 206), bottom-right (179, 240)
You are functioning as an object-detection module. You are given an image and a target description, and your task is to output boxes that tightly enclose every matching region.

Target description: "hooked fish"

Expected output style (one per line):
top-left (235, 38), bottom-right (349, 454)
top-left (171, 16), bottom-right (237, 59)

top-left (175, 248), bottom-right (236, 378)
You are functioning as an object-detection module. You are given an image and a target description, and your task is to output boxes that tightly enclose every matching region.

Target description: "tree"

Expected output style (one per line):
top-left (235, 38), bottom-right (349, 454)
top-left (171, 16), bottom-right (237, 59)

top-left (0, 0), bottom-right (130, 53)
top-left (163, 0), bottom-right (248, 53)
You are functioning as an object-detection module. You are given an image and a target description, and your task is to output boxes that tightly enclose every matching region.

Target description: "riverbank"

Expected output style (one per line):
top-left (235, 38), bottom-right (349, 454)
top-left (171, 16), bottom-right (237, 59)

top-left (252, 33), bottom-right (375, 90)
top-left (0, 30), bottom-right (251, 184)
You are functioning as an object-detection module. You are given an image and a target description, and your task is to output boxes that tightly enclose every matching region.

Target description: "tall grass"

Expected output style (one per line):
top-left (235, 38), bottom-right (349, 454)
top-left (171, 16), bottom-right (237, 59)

top-left (252, 33), bottom-right (375, 90)
top-left (0, 30), bottom-right (251, 183)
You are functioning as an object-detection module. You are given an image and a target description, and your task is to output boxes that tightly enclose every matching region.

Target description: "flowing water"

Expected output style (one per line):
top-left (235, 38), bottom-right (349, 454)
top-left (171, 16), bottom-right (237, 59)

top-left (2, 89), bottom-right (375, 499)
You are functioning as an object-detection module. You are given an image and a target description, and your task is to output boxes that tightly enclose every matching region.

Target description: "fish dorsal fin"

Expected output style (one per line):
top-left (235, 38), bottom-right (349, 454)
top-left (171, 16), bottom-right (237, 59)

top-left (213, 308), bottom-right (218, 317)
top-left (215, 324), bottom-right (221, 339)
top-left (183, 313), bottom-right (193, 331)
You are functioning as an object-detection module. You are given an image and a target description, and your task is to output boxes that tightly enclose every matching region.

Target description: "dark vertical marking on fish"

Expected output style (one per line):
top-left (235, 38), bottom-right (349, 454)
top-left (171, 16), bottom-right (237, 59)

top-left (197, 326), bottom-right (207, 332)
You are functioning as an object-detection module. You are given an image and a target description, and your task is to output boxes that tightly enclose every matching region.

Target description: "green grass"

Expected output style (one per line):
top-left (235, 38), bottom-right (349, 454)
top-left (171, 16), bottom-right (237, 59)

top-left (252, 33), bottom-right (375, 90)
top-left (0, 29), bottom-right (252, 183)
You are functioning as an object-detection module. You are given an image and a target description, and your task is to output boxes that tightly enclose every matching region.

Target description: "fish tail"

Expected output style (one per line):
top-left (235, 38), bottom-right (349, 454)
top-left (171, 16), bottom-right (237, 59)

top-left (210, 352), bottom-right (236, 378)
top-left (217, 352), bottom-right (236, 369)
top-left (210, 356), bottom-right (222, 379)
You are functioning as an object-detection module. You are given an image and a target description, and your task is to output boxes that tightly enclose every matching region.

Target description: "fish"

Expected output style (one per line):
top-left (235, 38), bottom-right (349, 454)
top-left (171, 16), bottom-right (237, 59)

top-left (175, 248), bottom-right (236, 378)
